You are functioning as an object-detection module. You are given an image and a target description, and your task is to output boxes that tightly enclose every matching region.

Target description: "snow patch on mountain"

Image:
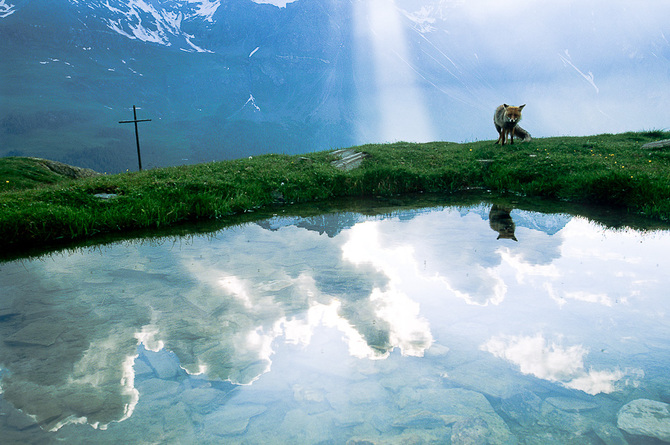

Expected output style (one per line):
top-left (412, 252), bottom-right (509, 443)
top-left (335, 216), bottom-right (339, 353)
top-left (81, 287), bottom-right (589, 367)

top-left (101, 0), bottom-right (187, 46)
top-left (401, 6), bottom-right (437, 33)
top-left (39, 58), bottom-right (75, 68)
top-left (245, 94), bottom-right (261, 112)
top-left (67, 0), bottom-right (219, 51)
top-left (184, 37), bottom-right (210, 53)
top-left (187, 0), bottom-right (220, 22)
top-left (0, 0), bottom-right (16, 18)
top-left (227, 93), bottom-right (263, 119)
top-left (251, 0), bottom-right (297, 7)
top-left (398, 0), bottom-right (457, 33)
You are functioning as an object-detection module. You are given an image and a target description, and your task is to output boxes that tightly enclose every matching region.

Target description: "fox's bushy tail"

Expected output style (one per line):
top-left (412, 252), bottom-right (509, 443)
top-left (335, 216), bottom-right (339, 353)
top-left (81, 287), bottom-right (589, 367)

top-left (513, 126), bottom-right (531, 142)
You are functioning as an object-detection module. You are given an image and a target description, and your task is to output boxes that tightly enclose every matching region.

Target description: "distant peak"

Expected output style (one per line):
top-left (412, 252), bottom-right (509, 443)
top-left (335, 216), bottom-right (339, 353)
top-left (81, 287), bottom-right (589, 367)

top-left (0, 0), bottom-right (16, 18)
top-left (66, 0), bottom-right (222, 51)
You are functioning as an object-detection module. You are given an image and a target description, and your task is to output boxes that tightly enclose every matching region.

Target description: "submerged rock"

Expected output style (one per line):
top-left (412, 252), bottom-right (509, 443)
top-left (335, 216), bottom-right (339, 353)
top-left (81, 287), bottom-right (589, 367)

top-left (539, 399), bottom-right (594, 436)
top-left (451, 416), bottom-right (491, 445)
top-left (500, 391), bottom-right (542, 427)
top-left (391, 410), bottom-right (445, 429)
top-left (545, 396), bottom-right (598, 413)
top-left (204, 404), bottom-right (267, 436)
top-left (180, 386), bottom-right (222, 413)
top-left (402, 387), bottom-right (517, 444)
top-left (593, 422), bottom-right (628, 445)
top-left (144, 349), bottom-right (182, 380)
top-left (5, 318), bottom-right (65, 346)
top-left (617, 398), bottom-right (670, 442)
top-left (443, 359), bottom-right (528, 399)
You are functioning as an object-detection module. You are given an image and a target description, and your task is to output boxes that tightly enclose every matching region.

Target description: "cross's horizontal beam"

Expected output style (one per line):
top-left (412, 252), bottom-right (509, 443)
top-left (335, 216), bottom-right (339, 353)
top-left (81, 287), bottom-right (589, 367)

top-left (119, 119), bottom-right (152, 124)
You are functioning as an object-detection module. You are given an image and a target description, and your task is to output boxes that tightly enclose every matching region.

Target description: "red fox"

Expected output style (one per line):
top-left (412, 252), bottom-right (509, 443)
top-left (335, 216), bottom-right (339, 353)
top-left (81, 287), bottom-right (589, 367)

top-left (494, 104), bottom-right (531, 145)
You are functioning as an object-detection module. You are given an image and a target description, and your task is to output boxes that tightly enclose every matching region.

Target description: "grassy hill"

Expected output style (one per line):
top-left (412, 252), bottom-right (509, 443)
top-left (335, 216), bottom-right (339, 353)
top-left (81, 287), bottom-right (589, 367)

top-left (0, 157), bottom-right (99, 190)
top-left (2, 131), bottom-right (670, 254)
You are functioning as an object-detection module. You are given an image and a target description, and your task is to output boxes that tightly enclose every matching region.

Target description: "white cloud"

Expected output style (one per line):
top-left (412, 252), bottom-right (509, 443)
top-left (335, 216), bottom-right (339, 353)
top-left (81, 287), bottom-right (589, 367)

top-left (280, 299), bottom-right (386, 359)
top-left (341, 221), bottom-right (434, 356)
top-left (565, 369), bottom-right (625, 395)
top-left (481, 333), bottom-right (625, 395)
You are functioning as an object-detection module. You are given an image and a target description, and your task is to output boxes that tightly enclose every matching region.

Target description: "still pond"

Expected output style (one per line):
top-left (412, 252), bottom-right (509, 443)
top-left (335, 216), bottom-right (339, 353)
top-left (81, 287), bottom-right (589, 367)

top-left (1, 200), bottom-right (670, 444)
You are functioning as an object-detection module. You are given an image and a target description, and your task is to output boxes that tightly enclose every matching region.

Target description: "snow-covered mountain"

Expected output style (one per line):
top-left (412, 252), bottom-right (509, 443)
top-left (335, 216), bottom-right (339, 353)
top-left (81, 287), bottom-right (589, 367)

top-left (1, 0), bottom-right (358, 171)
top-left (1, 0), bottom-right (669, 172)
top-left (68, 0), bottom-right (221, 52)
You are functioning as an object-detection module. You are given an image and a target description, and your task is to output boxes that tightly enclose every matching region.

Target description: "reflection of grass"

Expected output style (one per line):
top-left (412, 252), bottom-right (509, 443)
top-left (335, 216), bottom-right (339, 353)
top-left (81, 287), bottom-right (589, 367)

top-left (2, 131), bottom-right (670, 251)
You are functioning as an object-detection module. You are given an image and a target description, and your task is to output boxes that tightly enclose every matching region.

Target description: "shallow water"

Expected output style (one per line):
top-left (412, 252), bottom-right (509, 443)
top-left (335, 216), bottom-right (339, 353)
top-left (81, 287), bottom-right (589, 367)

top-left (1, 203), bottom-right (670, 444)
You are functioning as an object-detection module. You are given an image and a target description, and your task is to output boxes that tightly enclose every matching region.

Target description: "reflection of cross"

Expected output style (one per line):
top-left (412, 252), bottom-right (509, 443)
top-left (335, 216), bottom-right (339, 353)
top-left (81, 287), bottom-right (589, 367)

top-left (119, 105), bottom-right (151, 171)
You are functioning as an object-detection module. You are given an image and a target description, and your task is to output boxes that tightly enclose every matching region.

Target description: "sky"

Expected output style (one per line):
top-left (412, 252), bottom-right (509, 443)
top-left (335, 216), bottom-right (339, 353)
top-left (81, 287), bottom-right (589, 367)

top-left (348, 0), bottom-right (670, 143)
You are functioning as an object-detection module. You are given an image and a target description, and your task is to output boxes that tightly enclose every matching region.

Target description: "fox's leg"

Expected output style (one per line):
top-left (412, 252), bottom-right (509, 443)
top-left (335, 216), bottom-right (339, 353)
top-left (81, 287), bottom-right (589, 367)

top-left (509, 126), bottom-right (514, 145)
top-left (495, 124), bottom-right (503, 144)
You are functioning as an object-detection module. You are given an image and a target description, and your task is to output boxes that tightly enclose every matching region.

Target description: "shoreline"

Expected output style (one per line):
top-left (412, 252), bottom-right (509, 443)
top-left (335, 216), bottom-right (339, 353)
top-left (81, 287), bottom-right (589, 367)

top-left (2, 131), bottom-right (669, 255)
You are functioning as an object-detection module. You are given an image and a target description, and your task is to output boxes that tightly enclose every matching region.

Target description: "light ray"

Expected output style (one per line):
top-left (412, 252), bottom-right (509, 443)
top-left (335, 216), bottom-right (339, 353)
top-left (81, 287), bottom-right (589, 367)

top-left (353, 0), bottom-right (435, 143)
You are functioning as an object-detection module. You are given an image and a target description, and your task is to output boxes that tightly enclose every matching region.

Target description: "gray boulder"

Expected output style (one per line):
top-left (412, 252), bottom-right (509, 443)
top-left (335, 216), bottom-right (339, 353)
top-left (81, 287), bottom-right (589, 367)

top-left (617, 399), bottom-right (670, 442)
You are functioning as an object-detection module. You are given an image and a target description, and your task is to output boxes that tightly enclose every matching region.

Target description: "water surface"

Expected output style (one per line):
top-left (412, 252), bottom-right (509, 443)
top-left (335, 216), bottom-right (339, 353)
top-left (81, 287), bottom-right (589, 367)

top-left (1, 202), bottom-right (669, 444)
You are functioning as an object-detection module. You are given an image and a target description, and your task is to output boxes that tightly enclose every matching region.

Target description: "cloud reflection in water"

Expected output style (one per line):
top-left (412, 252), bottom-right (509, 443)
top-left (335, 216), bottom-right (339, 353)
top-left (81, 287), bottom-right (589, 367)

top-left (0, 204), bottom-right (669, 434)
top-left (481, 333), bottom-right (626, 395)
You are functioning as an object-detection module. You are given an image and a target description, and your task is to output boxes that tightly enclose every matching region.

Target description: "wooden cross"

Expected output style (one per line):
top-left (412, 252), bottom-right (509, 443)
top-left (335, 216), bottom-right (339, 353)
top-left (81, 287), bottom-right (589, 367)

top-left (119, 105), bottom-right (151, 171)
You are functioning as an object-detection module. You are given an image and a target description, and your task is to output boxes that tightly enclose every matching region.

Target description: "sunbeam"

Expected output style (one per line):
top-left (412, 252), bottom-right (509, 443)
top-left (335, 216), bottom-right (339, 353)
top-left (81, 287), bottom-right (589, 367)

top-left (353, 0), bottom-right (435, 144)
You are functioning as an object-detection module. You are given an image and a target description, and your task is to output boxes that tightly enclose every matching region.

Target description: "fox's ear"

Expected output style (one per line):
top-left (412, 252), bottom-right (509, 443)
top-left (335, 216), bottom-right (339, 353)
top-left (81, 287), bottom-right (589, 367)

top-left (519, 104), bottom-right (526, 110)
top-left (503, 104), bottom-right (509, 108)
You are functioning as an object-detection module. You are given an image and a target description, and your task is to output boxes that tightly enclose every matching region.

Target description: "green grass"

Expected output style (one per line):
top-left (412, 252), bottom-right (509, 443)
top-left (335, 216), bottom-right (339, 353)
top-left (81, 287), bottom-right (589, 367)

top-left (0, 157), bottom-right (81, 190)
top-left (2, 131), bottom-right (670, 252)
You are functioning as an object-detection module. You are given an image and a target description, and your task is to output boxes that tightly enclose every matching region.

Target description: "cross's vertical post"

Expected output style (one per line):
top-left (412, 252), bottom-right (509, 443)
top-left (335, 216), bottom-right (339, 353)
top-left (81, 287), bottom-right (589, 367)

top-left (119, 105), bottom-right (152, 171)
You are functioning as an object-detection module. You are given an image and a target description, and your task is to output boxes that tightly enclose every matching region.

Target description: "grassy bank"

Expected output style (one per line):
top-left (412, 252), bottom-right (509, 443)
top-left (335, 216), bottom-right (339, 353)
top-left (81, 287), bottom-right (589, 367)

top-left (1, 131), bottom-right (669, 252)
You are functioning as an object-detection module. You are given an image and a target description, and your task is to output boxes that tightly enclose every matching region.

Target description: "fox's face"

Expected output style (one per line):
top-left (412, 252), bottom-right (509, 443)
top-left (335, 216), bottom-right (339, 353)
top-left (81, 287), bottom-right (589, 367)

top-left (503, 104), bottom-right (525, 123)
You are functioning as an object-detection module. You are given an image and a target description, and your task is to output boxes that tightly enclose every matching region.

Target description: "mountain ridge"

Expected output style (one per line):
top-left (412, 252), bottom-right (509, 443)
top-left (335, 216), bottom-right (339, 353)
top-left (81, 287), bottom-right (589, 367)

top-left (2, 0), bottom-right (362, 172)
